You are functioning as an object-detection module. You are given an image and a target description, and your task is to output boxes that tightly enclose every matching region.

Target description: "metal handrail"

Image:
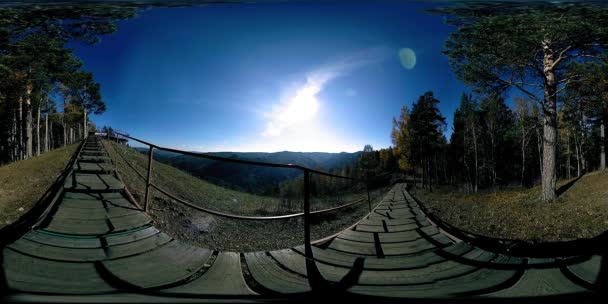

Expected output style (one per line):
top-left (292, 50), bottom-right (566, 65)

top-left (115, 131), bottom-right (366, 180)
top-left (107, 130), bottom-right (385, 291)
top-left (151, 183), bottom-right (367, 221)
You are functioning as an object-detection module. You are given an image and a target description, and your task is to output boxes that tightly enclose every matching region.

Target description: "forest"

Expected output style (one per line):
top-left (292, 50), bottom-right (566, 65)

top-left (0, 4), bottom-right (137, 165)
top-left (2, 2), bottom-right (607, 205)
top-left (385, 4), bottom-right (608, 201)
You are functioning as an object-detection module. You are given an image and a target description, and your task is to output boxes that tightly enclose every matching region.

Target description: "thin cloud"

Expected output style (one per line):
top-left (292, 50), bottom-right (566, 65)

top-left (262, 47), bottom-right (388, 137)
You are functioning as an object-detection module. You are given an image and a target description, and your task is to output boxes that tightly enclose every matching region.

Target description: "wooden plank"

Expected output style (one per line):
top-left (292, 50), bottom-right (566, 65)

top-left (270, 249), bottom-right (350, 282)
top-left (60, 198), bottom-right (106, 209)
top-left (45, 218), bottom-right (110, 235)
top-left (386, 223), bottom-right (419, 232)
top-left (377, 230), bottom-right (429, 243)
top-left (64, 173), bottom-right (124, 191)
top-left (22, 230), bottom-right (102, 249)
top-left (109, 213), bottom-right (152, 231)
top-left (355, 224), bottom-right (386, 233)
top-left (329, 238), bottom-right (376, 256)
top-left (106, 232), bottom-right (172, 259)
top-left (488, 268), bottom-right (588, 297)
top-left (101, 240), bottom-right (211, 289)
top-left (163, 252), bottom-right (257, 295)
top-left (7, 238), bottom-right (106, 262)
top-left (337, 230), bottom-right (374, 243)
top-left (63, 192), bottom-right (124, 201)
top-left (244, 251), bottom-right (311, 294)
top-left (364, 243), bottom-right (473, 270)
top-left (357, 259), bottom-right (479, 285)
top-left (349, 265), bottom-right (518, 298)
top-left (104, 226), bottom-right (160, 246)
top-left (73, 162), bottom-right (114, 173)
top-left (2, 248), bottom-right (115, 294)
top-left (293, 245), bottom-right (358, 268)
top-left (381, 238), bottom-right (438, 256)
top-left (53, 205), bottom-right (108, 220)
top-left (77, 155), bottom-right (112, 163)
top-left (566, 255), bottom-right (602, 285)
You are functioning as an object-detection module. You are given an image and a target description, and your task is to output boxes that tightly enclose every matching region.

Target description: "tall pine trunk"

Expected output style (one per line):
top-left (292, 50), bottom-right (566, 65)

top-left (600, 116), bottom-right (605, 170)
top-left (12, 110), bottom-right (17, 161)
top-left (25, 84), bottom-right (33, 159)
top-left (36, 103), bottom-right (41, 156)
top-left (45, 111), bottom-right (49, 153)
top-left (19, 96), bottom-right (23, 160)
top-left (540, 39), bottom-right (558, 201)
top-left (566, 131), bottom-right (571, 179)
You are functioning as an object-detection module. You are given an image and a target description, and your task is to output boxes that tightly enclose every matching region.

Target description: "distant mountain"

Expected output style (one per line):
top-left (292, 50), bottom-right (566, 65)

top-left (134, 148), bottom-right (362, 192)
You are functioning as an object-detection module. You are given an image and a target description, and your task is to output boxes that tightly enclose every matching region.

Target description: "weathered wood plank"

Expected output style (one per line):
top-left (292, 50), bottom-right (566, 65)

top-left (329, 238), bottom-right (376, 256)
top-left (566, 255), bottom-right (602, 285)
top-left (7, 238), bottom-right (106, 262)
top-left (105, 232), bottom-right (172, 259)
top-left (244, 251), bottom-right (311, 294)
top-left (2, 248), bottom-right (115, 294)
top-left (104, 226), bottom-right (160, 246)
top-left (488, 268), bottom-right (588, 297)
top-left (337, 230), bottom-right (374, 243)
top-left (22, 230), bottom-right (102, 248)
top-left (163, 252), bottom-right (257, 295)
top-left (45, 218), bottom-right (110, 235)
top-left (109, 213), bottom-right (152, 231)
top-left (270, 249), bottom-right (350, 282)
top-left (64, 173), bottom-right (124, 191)
top-left (101, 240), bottom-right (211, 289)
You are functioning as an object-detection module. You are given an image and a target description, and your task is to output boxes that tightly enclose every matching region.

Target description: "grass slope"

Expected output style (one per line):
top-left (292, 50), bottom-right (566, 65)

top-left (413, 173), bottom-right (608, 242)
top-left (105, 141), bottom-right (387, 252)
top-left (0, 144), bottom-right (78, 229)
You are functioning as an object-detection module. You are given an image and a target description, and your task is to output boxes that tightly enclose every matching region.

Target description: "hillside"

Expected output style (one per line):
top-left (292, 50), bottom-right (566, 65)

top-left (108, 141), bottom-right (387, 251)
top-left (0, 144), bottom-right (79, 229)
top-left (413, 171), bottom-right (608, 242)
top-left (135, 147), bottom-right (362, 192)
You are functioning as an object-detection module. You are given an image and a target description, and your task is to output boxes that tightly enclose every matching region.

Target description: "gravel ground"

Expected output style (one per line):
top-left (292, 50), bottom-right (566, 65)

top-left (104, 140), bottom-right (388, 252)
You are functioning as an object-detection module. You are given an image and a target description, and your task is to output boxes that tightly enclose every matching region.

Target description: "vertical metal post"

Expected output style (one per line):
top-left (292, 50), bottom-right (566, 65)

top-left (303, 169), bottom-right (323, 290)
top-left (367, 181), bottom-right (372, 212)
top-left (144, 145), bottom-right (154, 212)
top-left (303, 169), bottom-right (311, 256)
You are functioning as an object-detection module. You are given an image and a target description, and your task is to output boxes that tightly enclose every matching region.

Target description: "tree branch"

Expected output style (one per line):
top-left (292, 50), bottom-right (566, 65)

top-left (550, 45), bottom-right (572, 69)
top-left (499, 78), bottom-right (542, 103)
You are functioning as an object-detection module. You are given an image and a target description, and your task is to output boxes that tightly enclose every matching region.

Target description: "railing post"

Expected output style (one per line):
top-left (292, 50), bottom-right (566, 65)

top-left (303, 169), bottom-right (324, 290)
top-left (366, 181), bottom-right (372, 212)
top-left (144, 145), bottom-right (154, 212)
top-left (303, 169), bottom-right (311, 256)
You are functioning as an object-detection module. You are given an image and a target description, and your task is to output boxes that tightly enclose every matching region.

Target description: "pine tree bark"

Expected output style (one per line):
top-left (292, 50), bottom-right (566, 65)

top-left (45, 110), bottom-right (49, 153)
top-left (18, 96), bottom-right (23, 160)
top-left (540, 39), bottom-right (558, 201)
top-left (601, 116), bottom-right (606, 170)
top-left (12, 110), bottom-right (17, 161)
top-left (36, 103), bottom-right (41, 156)
top-left (25, 84), bottom-right (33, 159)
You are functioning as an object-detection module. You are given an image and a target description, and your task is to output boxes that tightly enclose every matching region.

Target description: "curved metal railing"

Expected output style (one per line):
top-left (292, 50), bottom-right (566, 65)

top-left (105, 130), bottom-right (398, 290)
top-left (111, 131), bottom-right (378, 219)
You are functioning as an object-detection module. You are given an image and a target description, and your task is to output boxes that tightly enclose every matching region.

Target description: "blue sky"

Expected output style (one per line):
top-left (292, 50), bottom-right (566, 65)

top-left (73, 1), bottom-right (467, 152)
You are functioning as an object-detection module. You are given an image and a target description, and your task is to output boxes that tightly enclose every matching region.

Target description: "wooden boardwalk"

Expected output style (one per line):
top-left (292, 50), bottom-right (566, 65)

top-left (0, 136), bottom-right (603, 302)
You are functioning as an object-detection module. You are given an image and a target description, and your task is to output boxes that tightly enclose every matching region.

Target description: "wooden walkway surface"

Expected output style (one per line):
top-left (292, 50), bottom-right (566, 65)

top-left (0, 136), bottom-right (603, 302)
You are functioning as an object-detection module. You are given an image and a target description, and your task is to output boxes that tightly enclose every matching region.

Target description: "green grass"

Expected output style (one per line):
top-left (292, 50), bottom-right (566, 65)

top-left (104, 140), bottom-right (387, 252)
top-left (413, 173), bottom-right (608, 242)
top-left (106, 141), bottom-right (371, 215)
top-left (0, 144), bottom-right (78, 229)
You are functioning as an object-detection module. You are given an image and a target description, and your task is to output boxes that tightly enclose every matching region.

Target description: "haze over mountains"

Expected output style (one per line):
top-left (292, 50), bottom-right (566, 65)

top-left (136, 148), bottom-right (362, 192)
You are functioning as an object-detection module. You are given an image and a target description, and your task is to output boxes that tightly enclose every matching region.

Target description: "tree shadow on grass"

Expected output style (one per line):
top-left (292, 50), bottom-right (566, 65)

top-left (556, 175), bottom-right (583, 197)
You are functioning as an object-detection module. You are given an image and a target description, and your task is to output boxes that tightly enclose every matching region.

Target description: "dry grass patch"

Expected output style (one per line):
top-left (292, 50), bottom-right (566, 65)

top-left (413, 172), bottom-right (608, 242)
top-left (0, 144), bottom-right (78, 229)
